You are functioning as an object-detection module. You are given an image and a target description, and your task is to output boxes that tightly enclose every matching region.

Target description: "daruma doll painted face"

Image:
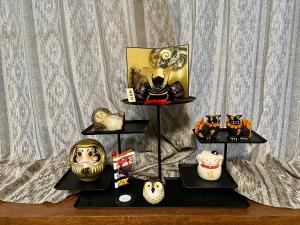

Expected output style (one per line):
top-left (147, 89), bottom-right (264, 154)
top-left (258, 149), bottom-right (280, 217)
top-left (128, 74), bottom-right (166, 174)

top-left (69, 139), bottom-right (106, 182)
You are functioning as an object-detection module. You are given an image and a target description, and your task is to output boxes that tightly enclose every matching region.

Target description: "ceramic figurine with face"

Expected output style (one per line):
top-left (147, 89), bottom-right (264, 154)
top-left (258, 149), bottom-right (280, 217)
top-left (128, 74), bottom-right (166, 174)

top-left (226, 115), bottom-right (253, 140)
top-left (195, 115), bottom-right (221, 140)
top-left (226, 115), bottom-right (243, 140)
top-left (69, 139), bottom-right (106, 182)
top-left (226, 115), bottom-right (252, 141)
top-left (92, 108), bottom-right (125, 131)
top-left (196, 150), bottom-right (223, 181)
top-left (143, 180), bottom-right (165, 204)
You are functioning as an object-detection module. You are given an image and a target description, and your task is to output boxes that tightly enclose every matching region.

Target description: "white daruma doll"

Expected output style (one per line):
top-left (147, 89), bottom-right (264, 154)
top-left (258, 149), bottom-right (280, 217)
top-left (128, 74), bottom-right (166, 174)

top-left (196, 150), bottom-right (223, 181)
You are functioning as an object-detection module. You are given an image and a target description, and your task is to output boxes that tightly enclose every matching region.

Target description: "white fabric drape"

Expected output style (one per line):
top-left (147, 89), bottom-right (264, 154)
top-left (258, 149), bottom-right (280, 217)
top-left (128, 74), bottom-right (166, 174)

top-left (0, 0), bottom-right (299, 208)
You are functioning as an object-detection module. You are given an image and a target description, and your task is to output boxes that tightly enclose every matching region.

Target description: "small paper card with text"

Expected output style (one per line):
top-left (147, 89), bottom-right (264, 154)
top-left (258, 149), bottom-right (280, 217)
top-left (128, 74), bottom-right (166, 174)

top-left (126, 88), bottom-right (136, 102)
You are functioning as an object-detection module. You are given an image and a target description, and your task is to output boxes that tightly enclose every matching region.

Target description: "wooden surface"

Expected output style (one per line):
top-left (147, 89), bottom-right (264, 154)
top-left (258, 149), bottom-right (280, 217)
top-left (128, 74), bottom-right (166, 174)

top-left (0, 195), bottom-right (299, 225)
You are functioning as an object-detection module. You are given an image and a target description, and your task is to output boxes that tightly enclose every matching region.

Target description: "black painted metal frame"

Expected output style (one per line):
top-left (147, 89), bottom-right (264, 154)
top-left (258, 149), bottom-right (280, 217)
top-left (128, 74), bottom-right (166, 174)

top-left (74, 179), bottom-right (249, 208)
top-left (157, 105), bottom-right (162, 179)
top-left (54, 97), bottom-right (268, 208)
top-left (122, 97), bottom-right (196, 179)
top-left (81, 120), bottom-right (149, 154)
top-left (192, 128), bottom-right (267, 167)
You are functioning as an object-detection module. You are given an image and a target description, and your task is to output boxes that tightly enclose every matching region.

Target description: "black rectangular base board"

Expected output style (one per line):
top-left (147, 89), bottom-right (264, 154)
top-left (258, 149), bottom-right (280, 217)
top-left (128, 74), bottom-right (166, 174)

top-left (122, 96), bottom-right (196, 105)
top-left (54, 165), bottom-right (113, 191)
top-left (179, 164), bottom-right (238, 189)
top-left (193, 128), bottom-right (267, 143)
top-left (81, 120), bottom-right (149, 135)
top-left (74, 179), bottom-right (249, 208)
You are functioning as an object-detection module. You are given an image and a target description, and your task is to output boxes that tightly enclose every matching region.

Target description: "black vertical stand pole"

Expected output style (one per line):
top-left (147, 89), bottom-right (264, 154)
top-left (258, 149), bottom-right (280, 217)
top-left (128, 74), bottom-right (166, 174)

top-left (117, 134), bottom-right (121, 154)
top-left (157, 105), bottom-right (162, 180)
top-left (223, 142), bottom-right (227, 167)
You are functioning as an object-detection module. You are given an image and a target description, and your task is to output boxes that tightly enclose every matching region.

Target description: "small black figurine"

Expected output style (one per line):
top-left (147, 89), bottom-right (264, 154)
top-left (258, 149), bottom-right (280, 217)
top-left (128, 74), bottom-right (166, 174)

top-left (226, 115), bottom-right (253, 140)
top-left (169, 81), bottom-right (184, 100)
top-left (195, 115), bottom-right (221, 140)
top-left (226, 115), bottom-right (242, 140)
top-left (134, 84), bottom-right (148, 100)
top-left (133, 67), bottom-right (185, 102)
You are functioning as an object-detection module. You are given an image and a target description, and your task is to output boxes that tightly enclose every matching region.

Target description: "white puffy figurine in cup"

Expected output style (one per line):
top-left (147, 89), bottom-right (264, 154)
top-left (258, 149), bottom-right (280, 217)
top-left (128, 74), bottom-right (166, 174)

top-left (196, 150), bottom-right (223, 181)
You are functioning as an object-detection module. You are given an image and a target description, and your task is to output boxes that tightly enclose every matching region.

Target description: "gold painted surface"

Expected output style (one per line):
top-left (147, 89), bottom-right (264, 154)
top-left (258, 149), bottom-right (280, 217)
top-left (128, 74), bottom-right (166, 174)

top-left (127, 45), bottom-right (189, 98)
top-left (69, 139), bottom-right (106, 182)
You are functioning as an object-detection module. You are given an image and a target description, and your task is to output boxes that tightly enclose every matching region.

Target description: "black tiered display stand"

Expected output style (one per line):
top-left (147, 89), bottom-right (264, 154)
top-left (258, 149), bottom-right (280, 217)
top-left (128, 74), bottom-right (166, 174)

top-left (55, 98), bottom-right (267, 208)
top-left (122, 97), bottom-right (196, 180)
top-left (82, 120), bottom-right (149, 154)
top-left (55, 119), bottom-right (149, 207)
top-left (178, 128), bottom-right (267, 208)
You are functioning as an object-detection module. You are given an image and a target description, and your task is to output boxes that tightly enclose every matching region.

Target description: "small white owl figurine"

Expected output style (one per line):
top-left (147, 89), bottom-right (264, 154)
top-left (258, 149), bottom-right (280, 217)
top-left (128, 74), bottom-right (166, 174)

top-left (143, 180), bottom-right (165, 204)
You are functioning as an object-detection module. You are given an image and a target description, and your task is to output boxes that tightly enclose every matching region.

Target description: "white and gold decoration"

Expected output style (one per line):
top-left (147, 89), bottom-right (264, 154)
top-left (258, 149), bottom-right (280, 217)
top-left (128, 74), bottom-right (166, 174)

top-left (92, 108), bottom-right (125, 131)
top-left (69, 139), bottom-right (106, 182)
top-left (196, 150), bottom-right (223, 181)
top-left (142, 180), bottom-right (165, 204)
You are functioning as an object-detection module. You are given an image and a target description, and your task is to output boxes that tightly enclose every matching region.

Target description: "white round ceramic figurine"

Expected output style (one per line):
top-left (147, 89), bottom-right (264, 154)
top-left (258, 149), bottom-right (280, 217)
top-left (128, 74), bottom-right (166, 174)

top-left (92, 108), bottom-right (125, 131)
top-left (196, 150), bottom-right (223, 181)
top-left (143, 180), bottom-right (165, 204)
top-left (69, 139), bottom-right (106, 182)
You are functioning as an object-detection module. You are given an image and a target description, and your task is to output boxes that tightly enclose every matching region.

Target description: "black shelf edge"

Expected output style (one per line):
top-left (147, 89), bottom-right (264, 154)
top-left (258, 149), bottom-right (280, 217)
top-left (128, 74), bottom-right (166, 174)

top-left (81, 120), bottom-right (149, 135)
top-left (193, 128), bottom-right (267, 143)
top-left (74, 178), bottom-right (249, 208)
top-left (179, 164), bottom-right (238, 189)
top-left (54, 165), bottom-right (113, 191)
top-left (122, 96), bottom-right (196, 105)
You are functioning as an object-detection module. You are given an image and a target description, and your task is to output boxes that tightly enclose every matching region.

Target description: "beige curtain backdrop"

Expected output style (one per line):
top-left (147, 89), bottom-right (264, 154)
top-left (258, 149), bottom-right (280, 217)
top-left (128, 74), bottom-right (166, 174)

top-left (0, 0), bottom-right (299, 208)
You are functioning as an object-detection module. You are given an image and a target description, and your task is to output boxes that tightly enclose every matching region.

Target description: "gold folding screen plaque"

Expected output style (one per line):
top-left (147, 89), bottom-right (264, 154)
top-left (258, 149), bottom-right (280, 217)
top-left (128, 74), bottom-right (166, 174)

top-left (127, 45), bottom-right (189, 101)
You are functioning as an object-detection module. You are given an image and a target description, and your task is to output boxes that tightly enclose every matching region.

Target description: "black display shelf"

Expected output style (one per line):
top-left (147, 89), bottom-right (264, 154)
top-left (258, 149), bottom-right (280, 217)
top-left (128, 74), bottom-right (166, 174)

top-left (55, 95), bottom-right (265, 208)
top-left (82, 120), bottom-right (149, 135)
top-left (122, 97), bottom-right (196, 180)
top-left (122, 96), bottom-right (196, 105)
top-left (54, 165), bottom-right (113, 191)
top-left (74, 178), bottom-right (249, 208)
top-left (193, 128), bottom-right (267, 143)
top-left (81, 120), bottom-right (149, 154)
top-left (178, 164), bottom-right (238, 189)
top-left (193, 128), bottom-right (267, 167)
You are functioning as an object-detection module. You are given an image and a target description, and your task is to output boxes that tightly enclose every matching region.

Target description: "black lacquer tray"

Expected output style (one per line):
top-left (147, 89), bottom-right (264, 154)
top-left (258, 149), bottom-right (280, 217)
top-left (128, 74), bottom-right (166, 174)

top-left (74, 179), bottom-right (249, 208)
top-left (122, 96), bottom-right (196, 105)
top-left (54, 165), bottom-right (113, 191)
top-left (193, 128), bottom-right (267, 143)
top-left (82, 120), bottom-right (149, 135)
top-left (179, 164), bottom-right (238, 189)
top-left (55, 94), bottom-right (267, 208)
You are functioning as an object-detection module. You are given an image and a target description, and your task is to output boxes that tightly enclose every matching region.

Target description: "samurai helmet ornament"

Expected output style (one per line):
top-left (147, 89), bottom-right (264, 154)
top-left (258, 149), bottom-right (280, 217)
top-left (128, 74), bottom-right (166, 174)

top-left (141, 67), bottom-right (172, 101)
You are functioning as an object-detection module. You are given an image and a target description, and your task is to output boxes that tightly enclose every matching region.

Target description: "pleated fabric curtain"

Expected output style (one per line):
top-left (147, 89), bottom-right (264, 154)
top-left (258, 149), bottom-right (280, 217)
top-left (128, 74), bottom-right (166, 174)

top-left (0, 0), bottom-right (299, 208)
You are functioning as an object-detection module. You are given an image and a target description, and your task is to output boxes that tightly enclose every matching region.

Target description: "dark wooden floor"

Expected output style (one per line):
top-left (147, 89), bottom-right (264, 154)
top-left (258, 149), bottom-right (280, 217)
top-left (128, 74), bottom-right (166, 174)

top-left (0, 195), bottom-right (299, 225)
